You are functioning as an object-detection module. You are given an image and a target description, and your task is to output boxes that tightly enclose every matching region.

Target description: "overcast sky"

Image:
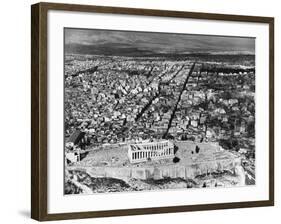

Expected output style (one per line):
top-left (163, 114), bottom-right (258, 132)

top-left (65, 28), bottom-right (255, 55)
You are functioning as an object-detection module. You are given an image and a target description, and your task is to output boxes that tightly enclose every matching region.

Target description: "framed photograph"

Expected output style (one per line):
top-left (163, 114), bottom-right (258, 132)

top-left (31, 2), bottom-right (274, 221)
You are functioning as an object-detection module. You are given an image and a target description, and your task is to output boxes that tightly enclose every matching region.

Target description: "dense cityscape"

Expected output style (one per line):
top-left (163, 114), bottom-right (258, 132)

top-left (65, 54), bottom-right (255, 153)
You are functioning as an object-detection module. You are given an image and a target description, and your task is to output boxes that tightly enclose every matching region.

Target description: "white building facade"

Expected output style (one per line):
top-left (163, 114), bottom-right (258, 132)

top-left (127, 140), bottom-right (174, 163)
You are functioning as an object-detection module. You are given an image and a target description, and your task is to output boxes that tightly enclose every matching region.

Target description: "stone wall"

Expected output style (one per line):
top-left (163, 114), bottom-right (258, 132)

top-left (71, 157), bottom-right (238, 181)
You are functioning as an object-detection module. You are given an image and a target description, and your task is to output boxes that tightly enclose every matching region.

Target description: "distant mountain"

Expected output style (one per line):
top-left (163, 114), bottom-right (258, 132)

top-left (65, 43), bottom-right (254, 57)
top-left (65, 28), bottom-right (255, 57)
top-left (65, 43), bottom-right (156, 57)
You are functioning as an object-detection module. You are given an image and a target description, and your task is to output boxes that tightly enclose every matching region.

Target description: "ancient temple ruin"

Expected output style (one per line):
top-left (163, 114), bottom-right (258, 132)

top-left (127, 140), bottom-right (174, 163)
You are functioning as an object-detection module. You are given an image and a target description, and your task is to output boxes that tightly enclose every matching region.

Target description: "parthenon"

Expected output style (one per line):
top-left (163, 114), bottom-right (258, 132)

top-left (127, 140), bottom-right (174, 163)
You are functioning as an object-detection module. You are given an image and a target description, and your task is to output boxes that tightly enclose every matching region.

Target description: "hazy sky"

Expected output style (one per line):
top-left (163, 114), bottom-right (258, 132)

top-left (65, 28), bottom-right (255, 55)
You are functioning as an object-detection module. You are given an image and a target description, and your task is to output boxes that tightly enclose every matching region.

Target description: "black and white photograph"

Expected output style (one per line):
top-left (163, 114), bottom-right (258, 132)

top-left (64, 28), bottom-right (256, 195)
